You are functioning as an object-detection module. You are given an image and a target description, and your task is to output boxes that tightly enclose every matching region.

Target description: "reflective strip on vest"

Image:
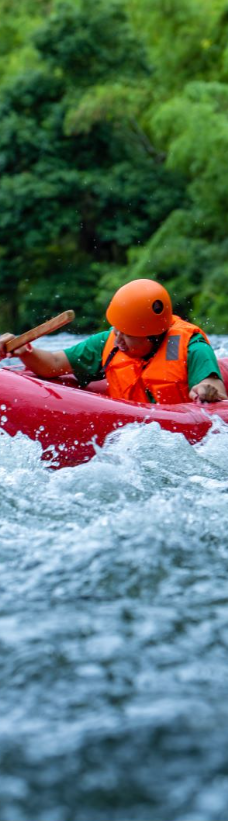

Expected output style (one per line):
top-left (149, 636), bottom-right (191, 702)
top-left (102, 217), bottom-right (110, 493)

top-left (166, 335), bottom-right (181, 361)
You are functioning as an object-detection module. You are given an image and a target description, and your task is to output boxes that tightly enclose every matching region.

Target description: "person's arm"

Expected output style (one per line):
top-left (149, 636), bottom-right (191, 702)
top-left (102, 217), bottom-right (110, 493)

top-left (187, 335), bottom-right (227, 402)
top-left (0, 334), bottom-right (73, 377)
top-left (0, 329), bottom-right (111, 383)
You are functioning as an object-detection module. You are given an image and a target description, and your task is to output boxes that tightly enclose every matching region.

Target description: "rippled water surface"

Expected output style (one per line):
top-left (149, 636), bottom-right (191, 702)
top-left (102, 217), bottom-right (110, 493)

top-left (1, 333), bottom-right (228, 821)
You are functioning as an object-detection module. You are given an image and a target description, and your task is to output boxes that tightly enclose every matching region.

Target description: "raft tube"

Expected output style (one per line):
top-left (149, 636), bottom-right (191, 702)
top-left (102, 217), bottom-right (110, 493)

top-left (0, 359), bottom-right (228, 468)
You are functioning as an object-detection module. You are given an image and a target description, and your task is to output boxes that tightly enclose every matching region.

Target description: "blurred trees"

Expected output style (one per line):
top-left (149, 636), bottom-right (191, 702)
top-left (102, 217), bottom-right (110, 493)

top-left (0, 0), bottom-right (185, 331)
top-left (1, 0), bottom-right (228, 332)
top-left (125, 0), bottom-right (228, 331)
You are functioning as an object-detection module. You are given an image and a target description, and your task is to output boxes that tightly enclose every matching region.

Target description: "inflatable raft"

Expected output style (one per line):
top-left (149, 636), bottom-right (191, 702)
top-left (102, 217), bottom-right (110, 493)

top-left (1, 359), bottom-right (228, 468)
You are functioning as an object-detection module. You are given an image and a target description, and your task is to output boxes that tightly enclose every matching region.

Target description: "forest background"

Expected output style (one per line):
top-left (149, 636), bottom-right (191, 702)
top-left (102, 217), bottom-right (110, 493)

top-left (0, 0), bottom-right (228, 334)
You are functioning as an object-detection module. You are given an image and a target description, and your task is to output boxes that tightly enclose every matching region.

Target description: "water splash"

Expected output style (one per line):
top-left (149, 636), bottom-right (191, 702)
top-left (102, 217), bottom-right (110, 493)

top-left (1, 335), bottom-right (228, 821)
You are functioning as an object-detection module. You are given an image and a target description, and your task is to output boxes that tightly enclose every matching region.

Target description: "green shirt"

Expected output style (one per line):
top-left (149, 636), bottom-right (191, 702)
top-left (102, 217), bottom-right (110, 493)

top-left (64, 330), bottom-right (222, 400)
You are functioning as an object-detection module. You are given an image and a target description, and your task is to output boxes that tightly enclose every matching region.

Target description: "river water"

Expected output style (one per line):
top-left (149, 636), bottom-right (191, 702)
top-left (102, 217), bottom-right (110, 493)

top-left (1, 333), bottom-right (228, 821)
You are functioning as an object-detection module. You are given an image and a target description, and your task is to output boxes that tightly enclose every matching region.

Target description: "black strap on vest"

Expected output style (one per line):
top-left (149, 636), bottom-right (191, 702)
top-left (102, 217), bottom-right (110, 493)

top-left (103, 345), bottom-right (119, 372)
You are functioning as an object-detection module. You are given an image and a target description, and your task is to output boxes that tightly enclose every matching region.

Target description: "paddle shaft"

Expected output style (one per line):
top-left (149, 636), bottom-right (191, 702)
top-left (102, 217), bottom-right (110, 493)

top-left (5, 310), bottom-right (75, 353)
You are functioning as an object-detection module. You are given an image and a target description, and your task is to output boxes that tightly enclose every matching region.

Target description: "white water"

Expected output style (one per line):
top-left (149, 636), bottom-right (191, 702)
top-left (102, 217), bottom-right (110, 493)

top-left (0, 333), bottom-right (228, 821)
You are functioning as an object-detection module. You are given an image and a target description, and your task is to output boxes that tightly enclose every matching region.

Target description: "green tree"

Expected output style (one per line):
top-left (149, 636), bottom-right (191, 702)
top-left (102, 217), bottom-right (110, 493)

top-left (123, 0), bottom-right (228, 331)
top-left (0, 0), bottom-right (185, 332)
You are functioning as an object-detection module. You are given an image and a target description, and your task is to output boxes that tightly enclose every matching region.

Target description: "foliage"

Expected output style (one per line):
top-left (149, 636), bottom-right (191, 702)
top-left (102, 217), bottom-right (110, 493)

top-left (1, 0), bottom-right (228, 332)
top-left (124, 0), bottom-right (228, 331)
top-left (0, 0), bottom-right (184, 332)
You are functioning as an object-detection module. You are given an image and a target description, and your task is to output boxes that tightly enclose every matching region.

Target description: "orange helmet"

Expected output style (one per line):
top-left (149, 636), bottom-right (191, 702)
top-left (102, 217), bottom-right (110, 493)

top-left (106, 279), bottom-right (172, 337)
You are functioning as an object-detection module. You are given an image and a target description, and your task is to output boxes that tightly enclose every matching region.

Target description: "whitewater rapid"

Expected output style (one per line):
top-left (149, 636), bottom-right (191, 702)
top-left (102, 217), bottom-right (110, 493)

top-left (1, 333), bottom-right (228, 821)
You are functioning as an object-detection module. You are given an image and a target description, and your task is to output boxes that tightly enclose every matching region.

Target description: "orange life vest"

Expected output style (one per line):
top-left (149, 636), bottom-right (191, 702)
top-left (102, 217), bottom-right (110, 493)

top-left (102, 315), bottom-right (209, 404)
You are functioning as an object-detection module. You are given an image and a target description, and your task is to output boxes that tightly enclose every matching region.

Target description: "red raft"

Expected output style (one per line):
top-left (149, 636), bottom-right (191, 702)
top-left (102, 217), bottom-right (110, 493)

top-left (1, 359), bottom-right (228, 468)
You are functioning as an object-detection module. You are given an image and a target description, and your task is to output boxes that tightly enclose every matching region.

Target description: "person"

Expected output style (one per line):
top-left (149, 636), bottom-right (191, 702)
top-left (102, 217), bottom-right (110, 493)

top-left (0, 279), bottom-right (227, 404)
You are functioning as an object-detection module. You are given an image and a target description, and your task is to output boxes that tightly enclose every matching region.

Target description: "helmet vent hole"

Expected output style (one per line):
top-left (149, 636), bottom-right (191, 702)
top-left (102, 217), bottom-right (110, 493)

top-left (152, 299), bottom-right (163, 314)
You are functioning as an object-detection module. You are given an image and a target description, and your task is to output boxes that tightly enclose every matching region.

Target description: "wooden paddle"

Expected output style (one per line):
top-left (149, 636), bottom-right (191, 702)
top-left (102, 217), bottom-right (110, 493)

top-left (5, 309), bottom-right (75, 353)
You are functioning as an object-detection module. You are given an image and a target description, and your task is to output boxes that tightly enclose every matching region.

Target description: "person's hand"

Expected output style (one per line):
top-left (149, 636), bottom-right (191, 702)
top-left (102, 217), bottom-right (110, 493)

top-left (0, 333), bottom-right (32, 361)
top-left (0, 333), bottom-right (15, 360)
top-left (189, 377), bottom-right (228, 402)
